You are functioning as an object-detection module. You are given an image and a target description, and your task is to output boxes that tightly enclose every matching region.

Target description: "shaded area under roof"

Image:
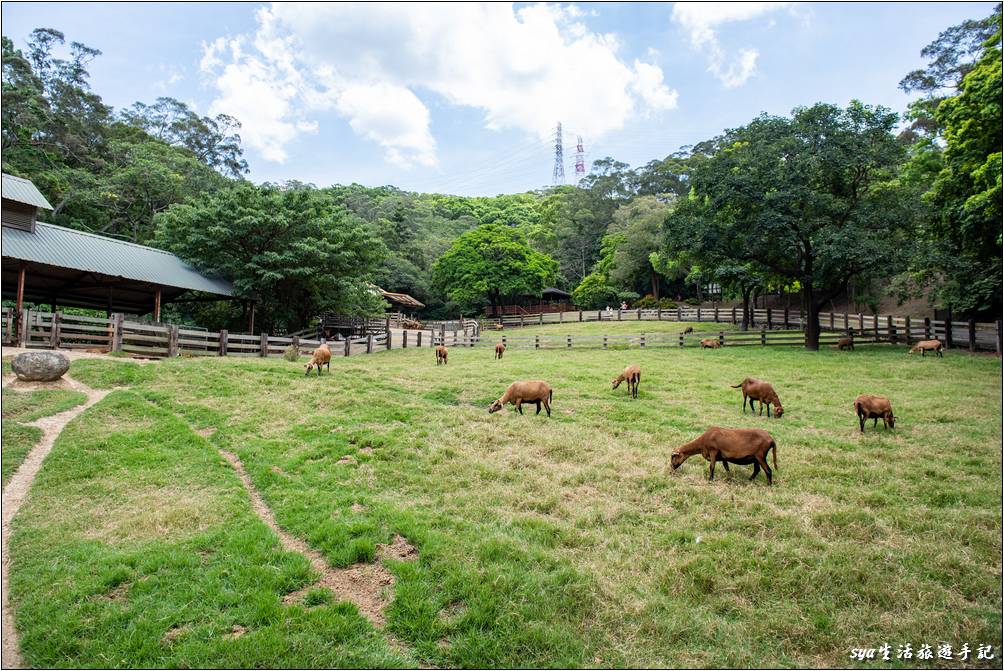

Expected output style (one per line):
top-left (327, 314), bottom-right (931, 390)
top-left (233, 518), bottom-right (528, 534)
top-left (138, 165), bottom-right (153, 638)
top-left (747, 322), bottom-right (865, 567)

top-left (381, 289), bottom-right (425, 309)
top-left (541, 287), bottom-right (571, 298)
top-left (2, 222), bottom-right (234, 313)
top-left (2, 173), bottom-right (53, 210)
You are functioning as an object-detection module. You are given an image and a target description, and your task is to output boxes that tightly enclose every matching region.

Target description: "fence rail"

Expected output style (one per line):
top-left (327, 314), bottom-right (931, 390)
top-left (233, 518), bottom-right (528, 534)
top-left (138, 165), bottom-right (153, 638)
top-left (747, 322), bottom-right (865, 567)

top-left (480, 307), bottom-right (1002, 352)
top-left (4, 306), bottom-right (1000, 359)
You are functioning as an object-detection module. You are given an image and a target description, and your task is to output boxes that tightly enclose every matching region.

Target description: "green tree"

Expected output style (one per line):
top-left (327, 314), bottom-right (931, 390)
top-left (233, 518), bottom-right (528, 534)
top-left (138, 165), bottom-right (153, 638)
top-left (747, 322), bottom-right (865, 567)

top-left (432, 224), bottom-right (558, 316)
top-left (682, 102), bottom-right (909, 349)
top-left (601, 195), bottom-right (673, 298)
top-left (155, 183), bottom-right (387, 333)
top-left (571, 272), bottom-right (619, 310)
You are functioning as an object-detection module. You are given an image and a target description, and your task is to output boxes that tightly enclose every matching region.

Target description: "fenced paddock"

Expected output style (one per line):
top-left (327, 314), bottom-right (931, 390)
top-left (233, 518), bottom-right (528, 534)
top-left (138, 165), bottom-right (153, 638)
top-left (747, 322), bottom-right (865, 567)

top-left (2, 306), bottom-right (1001, 358)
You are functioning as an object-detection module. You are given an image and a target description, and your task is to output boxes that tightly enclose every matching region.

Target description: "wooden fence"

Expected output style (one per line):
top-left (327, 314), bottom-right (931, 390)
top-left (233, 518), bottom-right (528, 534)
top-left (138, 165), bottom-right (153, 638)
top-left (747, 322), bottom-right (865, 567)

top-left (481, 307), bottom-right (1003, 353)
top-left (3, 306), bottom-right (1001, 358)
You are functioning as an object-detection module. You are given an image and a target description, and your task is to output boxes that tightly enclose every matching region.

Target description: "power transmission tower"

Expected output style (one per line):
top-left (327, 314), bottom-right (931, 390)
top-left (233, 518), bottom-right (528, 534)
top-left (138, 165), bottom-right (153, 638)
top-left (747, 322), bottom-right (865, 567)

top-left (574, 135), bottom-right (585, 183)
top-left (552, 122), bottom-right (565, 185)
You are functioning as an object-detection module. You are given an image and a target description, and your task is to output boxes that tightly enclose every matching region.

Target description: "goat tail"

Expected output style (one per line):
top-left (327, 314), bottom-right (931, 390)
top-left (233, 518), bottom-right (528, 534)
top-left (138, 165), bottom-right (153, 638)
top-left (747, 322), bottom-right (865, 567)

top-left (549, 389), bottom-right (553, 402)
top-left (730, 383), bottom-right (743, 388)
top-left (770, 441), bottom-right (778, 470)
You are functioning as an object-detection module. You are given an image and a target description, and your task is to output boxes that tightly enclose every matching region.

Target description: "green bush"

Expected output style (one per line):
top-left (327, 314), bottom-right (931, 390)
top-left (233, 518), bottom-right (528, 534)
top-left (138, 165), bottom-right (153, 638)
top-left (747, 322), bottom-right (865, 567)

top-left (283, 345), bottom-right (300, 362)
top-left (684, 298), bottom-right (700, 306)
top-left (634, 296), bottom-right (679, 310)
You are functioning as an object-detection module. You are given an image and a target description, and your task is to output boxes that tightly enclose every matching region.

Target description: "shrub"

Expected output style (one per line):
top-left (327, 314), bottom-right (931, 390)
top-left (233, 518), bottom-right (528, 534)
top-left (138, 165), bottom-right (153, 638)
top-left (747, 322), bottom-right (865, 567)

top-left (684, 298), bottom-right (700, 306)
top-left (283, 345), bottom-right (300, 362)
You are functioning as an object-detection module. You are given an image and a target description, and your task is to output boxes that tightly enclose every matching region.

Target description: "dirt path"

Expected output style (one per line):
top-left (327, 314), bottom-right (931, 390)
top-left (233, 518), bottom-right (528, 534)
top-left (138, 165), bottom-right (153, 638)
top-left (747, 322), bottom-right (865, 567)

top-left (218, 449), bottom-right (417, 627)
top-left (1, 377), bottom-right (109, 669)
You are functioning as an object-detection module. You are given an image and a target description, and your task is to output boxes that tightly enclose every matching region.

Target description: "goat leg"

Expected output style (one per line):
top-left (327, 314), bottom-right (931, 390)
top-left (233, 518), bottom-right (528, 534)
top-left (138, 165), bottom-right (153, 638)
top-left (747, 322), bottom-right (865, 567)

top-left (749, 461), bottom-right (760, 481)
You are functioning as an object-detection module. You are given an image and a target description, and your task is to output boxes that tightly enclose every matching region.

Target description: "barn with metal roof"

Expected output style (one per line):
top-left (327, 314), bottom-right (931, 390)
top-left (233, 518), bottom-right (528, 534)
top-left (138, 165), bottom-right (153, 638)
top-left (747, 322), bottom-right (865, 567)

top-left (2, 173), bottom-right (234, 318)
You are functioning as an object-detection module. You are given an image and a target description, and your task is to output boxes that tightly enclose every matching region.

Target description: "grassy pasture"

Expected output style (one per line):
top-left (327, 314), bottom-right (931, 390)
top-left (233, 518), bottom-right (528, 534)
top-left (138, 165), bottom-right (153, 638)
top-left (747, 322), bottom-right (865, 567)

top-left (8, 331), bottom-right (1002, 668)
top-left (2, 387), bottom-right (87, 486)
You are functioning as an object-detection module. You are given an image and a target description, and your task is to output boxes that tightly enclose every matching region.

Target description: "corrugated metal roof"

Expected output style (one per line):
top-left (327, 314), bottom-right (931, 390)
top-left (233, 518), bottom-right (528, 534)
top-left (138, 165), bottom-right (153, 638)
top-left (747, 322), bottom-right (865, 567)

top-left (2, 173), bottom-right (53, 210)
top-left (381, 290), bottom-right (425, 309)
top-left (2, 222), bottom-right (234, 296)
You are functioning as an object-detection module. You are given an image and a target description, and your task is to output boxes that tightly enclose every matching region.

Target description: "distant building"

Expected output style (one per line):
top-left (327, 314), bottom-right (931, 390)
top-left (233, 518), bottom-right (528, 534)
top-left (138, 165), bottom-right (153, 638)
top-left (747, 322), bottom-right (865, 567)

top-left (485, 287), bottom-right (573, 318)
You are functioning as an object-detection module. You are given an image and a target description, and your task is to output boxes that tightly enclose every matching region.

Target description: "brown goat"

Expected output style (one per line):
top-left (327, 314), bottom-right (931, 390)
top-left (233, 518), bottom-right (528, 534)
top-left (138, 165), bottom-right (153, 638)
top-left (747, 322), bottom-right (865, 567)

top-left (700, 338), bottom-right (721, 349)
top-left (670, 427), bottom-right (778, 485)
top-left (834, 336), bottom-right (854, 350)
top-left (909, 339), bottom-right (944, 357)
top-left (682, 326), bottom-right (694, 334)
top-left (854, 394), bottom-right (895, 432)
top-left (488, 380), bottom-right (552, 417)
top-left (304, 343), bottom-right (331, 376)
top-left (436, 345), bottom-right (448, 365)
top-left (612, 364), bottom-right (641, 399)
top-left (495, 342), bottom-right (506, 360)
top-left (731, 378), bottom-right (784, 418)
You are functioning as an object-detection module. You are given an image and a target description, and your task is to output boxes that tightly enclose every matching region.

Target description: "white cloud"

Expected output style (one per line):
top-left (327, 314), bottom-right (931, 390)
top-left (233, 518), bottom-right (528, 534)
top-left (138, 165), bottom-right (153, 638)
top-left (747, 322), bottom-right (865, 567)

top-left (199, 3), bottom-right (678, 167)
top-left (672, 2), bottom-right (791, 88)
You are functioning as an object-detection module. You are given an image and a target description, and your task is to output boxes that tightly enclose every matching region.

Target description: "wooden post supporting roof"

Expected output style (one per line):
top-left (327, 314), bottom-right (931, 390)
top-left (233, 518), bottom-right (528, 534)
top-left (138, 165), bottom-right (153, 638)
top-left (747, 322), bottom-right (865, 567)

top-left (15, 262), bottom-right (26, 345)
top-left (154, 288), bottom-right (162, 322)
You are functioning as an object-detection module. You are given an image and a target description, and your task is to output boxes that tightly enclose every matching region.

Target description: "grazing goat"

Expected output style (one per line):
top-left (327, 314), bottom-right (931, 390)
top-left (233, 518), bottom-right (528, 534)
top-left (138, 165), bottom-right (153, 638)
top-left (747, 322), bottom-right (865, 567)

top-left (835, 336), bottom-right (855, 350)
top-left (700, 338), bottom-right (721, 349)
top-left (682, 326), bottom-right (694, 334)
top-left (853, 394), bottom-right (895, 432)
top-left (488, 380), bottom-right (553, 417)
top-left (670, 427), bottom-right (778, 485)
top-left (731, 378), bottom-right (784, 418)
top-left (305, 343), bottom-right (331, 376)
top-left (436, 345), bottom-right (448, 365)
top-left (495, 342), bottom-right (506, 360)
top-left (909, 339), bottom-right (944, 357)
top-left (612, 364), bottom-right (641, 399)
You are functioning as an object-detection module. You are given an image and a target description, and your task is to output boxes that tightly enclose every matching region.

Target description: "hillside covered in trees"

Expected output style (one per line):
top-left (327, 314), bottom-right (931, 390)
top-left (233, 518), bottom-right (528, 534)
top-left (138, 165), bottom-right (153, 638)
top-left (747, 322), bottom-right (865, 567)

top-left (3, 4), bottom-right (1000, 342)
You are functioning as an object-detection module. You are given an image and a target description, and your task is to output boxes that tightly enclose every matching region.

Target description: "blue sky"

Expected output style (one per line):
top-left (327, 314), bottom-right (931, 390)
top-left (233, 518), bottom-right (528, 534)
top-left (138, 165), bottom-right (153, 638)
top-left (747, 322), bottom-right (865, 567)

top-left (2, 2), bottom-right (996, 195)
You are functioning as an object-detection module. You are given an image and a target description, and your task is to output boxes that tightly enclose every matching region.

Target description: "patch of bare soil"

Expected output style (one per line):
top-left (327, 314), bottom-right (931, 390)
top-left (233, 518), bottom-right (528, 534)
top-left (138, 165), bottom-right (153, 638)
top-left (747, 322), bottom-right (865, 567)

top-left (336, 454), bottom-right (358, 465)
top-left (195, 427), bottom-right (217, 438)
top-left (1, 346), bottom-right (160, 366)
top-left (162, 625), bottom-right (189, 645)
top-left (350, 503), bottom-right (366, 513)
top-left (218, 450), bottom-right (418, 628)
top-left (223, 624), bottom-right (247, 640)
top-left (1, 376), bottom-right (108, 669)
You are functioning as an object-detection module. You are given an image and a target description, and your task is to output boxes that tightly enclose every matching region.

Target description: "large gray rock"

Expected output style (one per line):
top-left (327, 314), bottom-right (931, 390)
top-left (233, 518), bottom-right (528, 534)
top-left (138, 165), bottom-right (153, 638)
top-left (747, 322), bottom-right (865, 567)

top-left (11, 350), bottom-right (70, 382)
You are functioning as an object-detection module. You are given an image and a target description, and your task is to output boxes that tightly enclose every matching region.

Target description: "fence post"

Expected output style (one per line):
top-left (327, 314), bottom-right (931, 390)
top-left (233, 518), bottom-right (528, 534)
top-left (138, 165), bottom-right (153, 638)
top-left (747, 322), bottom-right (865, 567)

top-left (640, 333), bottom-right (646, 348)
top-left (719, 330), bottom-right (724, 347)
top-left (417, 331), bottom-right (422, 348)
top-left (539, 313), bottom-right (544, 326)
top-left (403, 331), bottom-right (409, 348)
top-left (697, 307), bottom-right (701, 322)
top-left (829, 311), bottom-right (835, 331)
top-left (579, 310), bottom-right (583, 322)
top-left (367, 334), bottom-right (373, 353)
top-left (110, 313), bottom-right (123, 352)
top-left (603, 335), bottom-right (608, 349)
top-left (637, 308), bottom-right (642, 320)
top-left (535, 335), bottom-right (540, 349)
top-left (761, 327), bottom-right (767, 347)
top-left (219, 329), bottom-right (228, 356)
top-left (520, 315), bottom-right (525, 328)
top-left (904, 316), bottom-right (912, 345)
top-left (679, 332), bottom-right (684, 348)
top-left (657, 307), bottom-right (662, 321)
top-left (713, 307), bottom-right (719, 322)
top-left (968, 320), bottom-right (976, 352)
top-left (49, 312), bottom-right (61, 349)
top-left (386, 330), bottom-right (393, 350)
top-left (997, 320), bottom-right (1002, 355)
top-left (259, 332), bottom-right (267, 357)
top-left (732, 306), bottom-right (737, 325)
top-left (944, 308), bottom-right (953, 348)
top-left (617, 309), bottom-right (622, 321)
top-left (887, 315), bottom-right (896, 344)
top-left (783, 308), bottom-right (789, 329)
top-left (767, 308), bottom-right (773, 330)
top-left (559, 311), bottom-right (563, 323)
top-left (844, 311), bottom-right (849, 332)
top-left (344, 336), bottom-right (351, 357)
top-left (17, 308), bottom-right (28, 346)
top-left (924, 317), bottom-right (931, 340)
top-left (567, 335), bottom-right (572, 349)
top-left (871, 313), bottom-right (879, 342)
top-left (677, 306), bottom-right (682, 322)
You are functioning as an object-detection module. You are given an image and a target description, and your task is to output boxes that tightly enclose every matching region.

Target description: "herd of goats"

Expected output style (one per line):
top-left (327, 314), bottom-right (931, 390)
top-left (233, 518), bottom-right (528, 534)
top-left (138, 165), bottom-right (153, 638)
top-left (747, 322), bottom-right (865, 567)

top-left (300, 331), bottom-right (949, 487)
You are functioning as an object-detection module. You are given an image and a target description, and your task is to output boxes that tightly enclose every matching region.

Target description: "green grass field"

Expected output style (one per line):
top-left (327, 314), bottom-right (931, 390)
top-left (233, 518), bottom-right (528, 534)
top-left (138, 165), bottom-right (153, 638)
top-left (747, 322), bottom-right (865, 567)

top-left (2, 387), bottom-right (87, 486)
top-left (7, 330), bottom-right (1002, 668)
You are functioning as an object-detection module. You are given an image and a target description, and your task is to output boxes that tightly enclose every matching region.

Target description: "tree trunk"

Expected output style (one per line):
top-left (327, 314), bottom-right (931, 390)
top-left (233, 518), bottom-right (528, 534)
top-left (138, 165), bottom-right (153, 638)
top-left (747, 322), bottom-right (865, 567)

top-left (695, 281), bottom-right (703, 303)
top-left (650, 270), bottom-right (660, 300)
top-left (741, 287), bottom-right (752, 332)
top-left (803, 287), bottom-right (821, 351)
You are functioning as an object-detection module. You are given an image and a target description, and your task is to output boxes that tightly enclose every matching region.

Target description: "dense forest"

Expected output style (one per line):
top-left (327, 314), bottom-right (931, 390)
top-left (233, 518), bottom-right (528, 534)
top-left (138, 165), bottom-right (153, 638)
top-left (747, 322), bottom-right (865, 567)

top-left (2, 5), bottom-right (1000, 346)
